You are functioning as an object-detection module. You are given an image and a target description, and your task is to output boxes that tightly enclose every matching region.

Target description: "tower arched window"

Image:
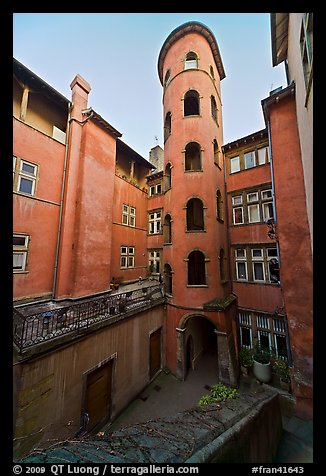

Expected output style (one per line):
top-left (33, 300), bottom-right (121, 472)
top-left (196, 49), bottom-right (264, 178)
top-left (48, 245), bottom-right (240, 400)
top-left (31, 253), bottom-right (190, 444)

top-left (219, 248), bottom-right (227, 282)
top-left (164, 263), bottom-right (173, 294)
top-left (185, 142), bottom-right (202, 171)
top-left (186, 198), bottom-right (204, 231)
top-left (184, 90), bottom-right (200, 116)
top-left (164, 69), bottom-right (171, 87)
top-left (211, 95), bottom-right (218, 123)
top-left (184, 51), bottom-right (198, 70)
top-left (163, 214), bottom-right (172, 244)
top-left (164, 163), bottom-right (172, 191)
top-left (213, 139), bottom-right (221, 167)
top-left (209, 65), bottom-right (215, 79)
top-left (188, 250), bottom-right (206, 285)
top-left (164, 112), bottom-right (172, 142)
top-left (216, 190), bottom-right (224, 221)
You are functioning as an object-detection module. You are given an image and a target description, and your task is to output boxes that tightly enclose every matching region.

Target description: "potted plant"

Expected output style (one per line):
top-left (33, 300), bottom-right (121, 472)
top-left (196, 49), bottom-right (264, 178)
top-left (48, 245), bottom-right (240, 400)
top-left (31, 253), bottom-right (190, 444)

top-left (252, 343), bottom-right (272, 383)
top-left (239, 347), bottom-right (253, 376)
top-left (273, 357), bottom-right (291, 391)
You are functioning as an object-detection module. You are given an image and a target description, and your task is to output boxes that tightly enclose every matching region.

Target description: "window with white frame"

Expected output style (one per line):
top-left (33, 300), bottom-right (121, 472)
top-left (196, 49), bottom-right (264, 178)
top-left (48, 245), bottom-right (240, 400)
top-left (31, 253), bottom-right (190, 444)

top-left (232, 195), bottom-right (243, 206)
top-left (244, 151), bottom-right (256, 169)
top-left (235, 248), bottom-right (247, 280)
top-left (13, 234), bottom-right (29, 272)
top-left (251, 249), bottom-right (265, 282)
top-left (233, 207), bottom-right (244, 225)
top-left (230, 156), bottom-right (240, 173)
top-left (149, 183), bottom-right (162, 196)
top-left (258, 330), bottom-right (272, 352)
top-left (247, 191), bottom-right (259, 203)
top-left (149, 211), bottom-right (162, 234)
top-left (13, 156), bottom-right (38, 196)
top-left (257, 146), bottom-right (270, 165)
top-left (184, 51), bottom-right (198, 70)
top-left (148, 250), bottom-right (161, 274)
top-left (120, 246), bottom-right (135, 269)
top-left (238, 311), bottom-right (252, 347)
top-left (122, 204), bottom-right (136, 227)
top-left (300, 13), bottom-right (313, 92)
top-left (248, 204), bottom-right (260, 223)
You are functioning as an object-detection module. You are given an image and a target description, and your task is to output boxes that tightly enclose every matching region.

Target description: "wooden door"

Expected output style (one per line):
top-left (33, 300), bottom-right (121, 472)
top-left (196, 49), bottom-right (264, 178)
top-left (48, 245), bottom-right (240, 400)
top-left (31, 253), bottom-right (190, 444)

top-left (150, 328), bottom-right (161, 379)
top-left (86, 360), bottom-right (113, 431)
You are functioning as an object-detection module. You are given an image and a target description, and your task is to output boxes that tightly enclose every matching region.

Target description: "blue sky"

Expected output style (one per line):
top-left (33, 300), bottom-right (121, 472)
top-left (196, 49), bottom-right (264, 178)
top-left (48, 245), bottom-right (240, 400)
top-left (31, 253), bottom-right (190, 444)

top-left (13, 13), bottom-right (287, 159)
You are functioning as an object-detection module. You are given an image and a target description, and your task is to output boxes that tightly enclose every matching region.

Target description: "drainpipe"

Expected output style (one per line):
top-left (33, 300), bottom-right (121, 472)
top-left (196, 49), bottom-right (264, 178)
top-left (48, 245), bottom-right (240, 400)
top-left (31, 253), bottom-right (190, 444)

top-left (223, 149), bottom-right (233, 297)
top-left (52, 101), bottom-right (72, 299)
top-left (52, 106), bottom-right (94, 299)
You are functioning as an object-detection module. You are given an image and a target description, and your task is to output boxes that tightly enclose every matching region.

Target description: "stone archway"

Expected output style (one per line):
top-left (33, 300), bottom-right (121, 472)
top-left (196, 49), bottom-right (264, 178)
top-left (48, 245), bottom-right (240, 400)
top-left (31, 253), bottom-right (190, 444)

top-left (176, 313), bottom-right (237, 385)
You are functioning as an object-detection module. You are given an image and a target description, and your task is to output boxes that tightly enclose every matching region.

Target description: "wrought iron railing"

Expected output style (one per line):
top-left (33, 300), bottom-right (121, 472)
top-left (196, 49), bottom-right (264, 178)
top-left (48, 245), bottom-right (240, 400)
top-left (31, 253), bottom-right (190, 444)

top-left (13, 284), bottom-right (164, 354)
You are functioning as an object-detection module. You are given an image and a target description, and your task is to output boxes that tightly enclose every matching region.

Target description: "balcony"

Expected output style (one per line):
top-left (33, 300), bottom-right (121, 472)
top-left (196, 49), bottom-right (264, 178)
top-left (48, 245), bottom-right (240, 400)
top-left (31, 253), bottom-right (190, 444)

top-left (13, 283), bottom-right (164, 357)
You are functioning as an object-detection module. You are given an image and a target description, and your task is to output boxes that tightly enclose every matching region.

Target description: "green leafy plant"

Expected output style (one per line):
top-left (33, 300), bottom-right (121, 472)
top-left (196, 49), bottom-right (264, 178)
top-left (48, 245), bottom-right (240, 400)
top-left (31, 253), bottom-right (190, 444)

top-left (239, 347), bottom-right (254, 368)
top-left (273, 357), bottom-right (290, 383)
top-left (253, 343), bottom-right (271, 364)
top-left (198, 383), bottom-right (238, 406)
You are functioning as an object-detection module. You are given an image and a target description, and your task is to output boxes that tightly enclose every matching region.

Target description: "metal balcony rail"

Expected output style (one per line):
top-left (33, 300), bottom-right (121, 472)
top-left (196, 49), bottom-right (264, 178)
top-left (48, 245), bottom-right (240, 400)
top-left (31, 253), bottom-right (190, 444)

top-left (13, 284), bottom-right (164, 354)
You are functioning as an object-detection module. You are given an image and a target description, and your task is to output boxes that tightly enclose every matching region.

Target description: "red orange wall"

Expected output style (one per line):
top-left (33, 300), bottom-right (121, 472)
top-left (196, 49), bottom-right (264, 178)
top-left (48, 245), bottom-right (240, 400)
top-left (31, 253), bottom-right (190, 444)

top-left (269, 95), bottom-right (313, 419)
top-left (13, 118), bottom-right (65, 300)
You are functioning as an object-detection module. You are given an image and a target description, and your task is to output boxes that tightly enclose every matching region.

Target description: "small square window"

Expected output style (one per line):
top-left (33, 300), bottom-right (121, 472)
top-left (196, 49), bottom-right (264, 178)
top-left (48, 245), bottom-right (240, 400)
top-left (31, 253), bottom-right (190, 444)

top-left (247, 192), bottom-right (259, 203)
top-left (232, 195), bottom-right (243, 206)
top-left (235, 249), bottom-right (246, 259)
top-left (261, 189), bottom-right (272, 200)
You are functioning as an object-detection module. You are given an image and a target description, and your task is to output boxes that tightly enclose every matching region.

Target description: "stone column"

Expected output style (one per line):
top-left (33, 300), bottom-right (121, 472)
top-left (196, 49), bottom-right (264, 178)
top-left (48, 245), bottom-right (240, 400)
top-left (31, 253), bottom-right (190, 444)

top-left (215, 330), bottom-right (237, 386)
top-left (176, 327), bottom-right (186, 380)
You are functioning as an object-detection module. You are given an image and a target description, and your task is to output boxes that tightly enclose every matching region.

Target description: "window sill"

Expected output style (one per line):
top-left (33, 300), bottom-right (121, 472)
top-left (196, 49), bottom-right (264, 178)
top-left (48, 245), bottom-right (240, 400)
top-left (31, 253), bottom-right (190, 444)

top-left (187, 285), bottom-right (208, 288)
top-left (163, 242), bottom-right (172, 246)
top-left (216, 218), bottom-right (224, 223)
top-left (13, 270), bottom-right (29, 275)
top-left (185, 229), bottom-right (206, 233)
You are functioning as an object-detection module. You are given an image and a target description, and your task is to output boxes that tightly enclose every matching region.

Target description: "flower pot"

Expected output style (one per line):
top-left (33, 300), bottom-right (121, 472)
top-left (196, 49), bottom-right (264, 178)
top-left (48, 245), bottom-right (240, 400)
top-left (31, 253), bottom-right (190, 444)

top-left (253, 360), bottom-right (272, 383)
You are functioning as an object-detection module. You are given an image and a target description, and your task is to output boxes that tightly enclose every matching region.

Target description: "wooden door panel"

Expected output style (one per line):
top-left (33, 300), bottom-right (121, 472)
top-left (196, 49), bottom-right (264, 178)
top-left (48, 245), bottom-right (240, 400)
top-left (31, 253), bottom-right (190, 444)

top-left (86, 360), bottom-right (112, 430)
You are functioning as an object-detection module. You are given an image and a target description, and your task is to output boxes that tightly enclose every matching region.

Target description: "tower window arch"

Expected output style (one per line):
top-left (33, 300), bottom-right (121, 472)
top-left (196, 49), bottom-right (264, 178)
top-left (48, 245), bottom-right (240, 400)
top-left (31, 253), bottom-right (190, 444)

top-left (188, 250), bottom-right (206, 285)
top-left (164, 69), bottom-right (171, 87)
top-left (184, 90), bottom-right (200, 116)
top-left (211, 95), bottom-right (218, 123)
top-left (164, 163), bottom-right (172, 191)
top-left (184, 51), bottom-right (198, 70)
top-left (164, 112), bottom-right (172, 142)
top-left (209, 65), bottom-right (215, 79)
top-left (163, 214), bottom-right (172, 244)
top-left (216, 189), bottom-right (224, 221)
top-left (185, 142), bottom-right (202, 171)
top-left (186, 197), bottom-right (204, 231)
top-left (164, 263), bottom-right (173, 294)
top-left (213, 139), bottom-right (221, 167)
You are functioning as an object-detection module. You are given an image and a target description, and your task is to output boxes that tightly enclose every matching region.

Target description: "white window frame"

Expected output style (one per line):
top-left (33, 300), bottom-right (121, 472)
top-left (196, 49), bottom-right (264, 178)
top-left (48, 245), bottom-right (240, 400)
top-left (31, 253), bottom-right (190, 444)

top-left (230, 156), bottom-right (240, 174)
top-left (248, 203), bottom-right (260, 223)
top-left (233, 207), bottom-right (244, 225)
top-left (149, 211), bottom-right (162, 235)
top-left (252, 261), bottom-right (265, 282)
top-left (184, 52), bottom-right (198, 70)
top-left (257, 146), bottom-right (270, 165)
top-left (149, 250), bottom-right (161, 274)
top-left (120, 246), bottom-right (135, 269)
top-left (244, 151), bottom-right (256, 169)
top-left (235, 249), bottom-right (248, 281)
top-left (13, 234), bottom-right (29, 272)
top-left (261, 189), bottom-right (272, 200)
top-left (16, 159), bottom-right (38, 196)
top-left (247, 191), bottom-right (259, 203)
top-left (232, 195), bottom-right (243, 206)
top-left (239, 326), bottom-right (252, 348)
top-left (257, 330), bottom-right (272, 351)
top-left (263, 201), bottom-right (274, 221)
top-left (122, 204), bottom-right (136, 227)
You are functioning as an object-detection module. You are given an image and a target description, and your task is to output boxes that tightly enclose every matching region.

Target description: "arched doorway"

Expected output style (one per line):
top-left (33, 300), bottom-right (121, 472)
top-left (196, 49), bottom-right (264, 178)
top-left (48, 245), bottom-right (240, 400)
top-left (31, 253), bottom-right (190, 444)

top-left (177, 315), bottom-right (218, 381)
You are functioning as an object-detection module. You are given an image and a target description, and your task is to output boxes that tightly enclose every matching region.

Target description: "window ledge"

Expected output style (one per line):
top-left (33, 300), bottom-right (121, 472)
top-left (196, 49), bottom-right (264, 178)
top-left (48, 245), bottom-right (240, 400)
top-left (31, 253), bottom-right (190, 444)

top-left (185, 229), bottom-right (206, 233)
top-left (216, 218), bottom-right (224, 223)
top-left (13, 271), bottom-right (29, 275)
top-left (187, 285), bottom-right (208, 288)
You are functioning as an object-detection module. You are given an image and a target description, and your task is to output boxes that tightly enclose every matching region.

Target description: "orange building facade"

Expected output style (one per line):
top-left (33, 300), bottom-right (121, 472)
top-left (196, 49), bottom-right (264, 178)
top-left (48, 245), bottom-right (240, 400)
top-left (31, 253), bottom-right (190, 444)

top-left (13, 16), bottom-right (312, 438)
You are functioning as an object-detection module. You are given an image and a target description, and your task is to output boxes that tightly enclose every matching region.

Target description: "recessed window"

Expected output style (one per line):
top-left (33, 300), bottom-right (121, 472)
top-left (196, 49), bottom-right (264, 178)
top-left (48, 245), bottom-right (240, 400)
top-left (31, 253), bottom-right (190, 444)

top-left (247, 192), bottom-right (259, 203)
top-left (209, 65), bottom-right (215, 79)
top-left (213, 140), bottom-right (221, 167)
top-left (149, 211), bottom-right (162, 234)
top-left (164, 112), bottom-right (172, 142)
top-left (248, 204), bottom-right (260, 223)
top-left (13, 234), bottom-right (29, 272)
top-left (258, 147), bottom-right (270, 165)
top-left (164, 263), bottom-right (173, 294)
top-left (211, 96), bottom-right (218, 123)
top-left (244, 151), bottom-right (256, 169)
top-left (13, 156), bottom-right (38, 196)
top-left (184, 51), bottom-right (198, 70)
top-left (216, 190), bottom-right (224, 221)
top-left (122, 204), bottom-right (136, 227)
top-left (164, 163), bottom-right (172, 191)
top-left (184, 90), bottom-right (200, 116)
top-left (188, 250), bottom-right (206, 285)
top-left (163, 214), bottom-right (172, 244)
top-left (233, 207), bottom-right (244, 225)
top-left (230, 156), bottom-right (240, 174)
top-left (185, 142), bottom-right (202, 171)
top-left (164, 69), bottom-right (171, 87)
top-left (120, 246), bottom-right (134, 269)
top-left (186, 198), bottom-right (204, 231)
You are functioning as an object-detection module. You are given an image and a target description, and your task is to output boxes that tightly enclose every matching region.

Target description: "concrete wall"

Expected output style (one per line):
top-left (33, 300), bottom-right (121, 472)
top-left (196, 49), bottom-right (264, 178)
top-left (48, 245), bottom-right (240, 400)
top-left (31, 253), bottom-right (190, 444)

top-left (13, 305), bottom-right (165, 459)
